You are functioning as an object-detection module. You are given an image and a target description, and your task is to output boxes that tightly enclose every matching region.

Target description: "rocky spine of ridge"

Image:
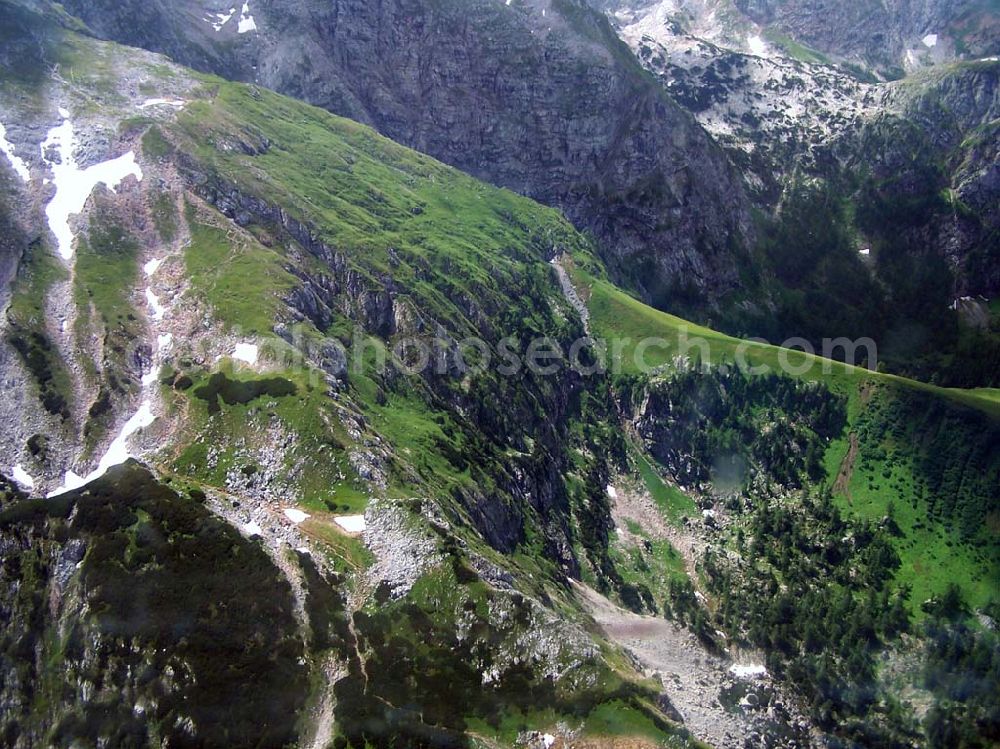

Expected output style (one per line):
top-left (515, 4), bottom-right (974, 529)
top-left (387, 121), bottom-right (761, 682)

top-left (56, 0), bottom-right (756, 304)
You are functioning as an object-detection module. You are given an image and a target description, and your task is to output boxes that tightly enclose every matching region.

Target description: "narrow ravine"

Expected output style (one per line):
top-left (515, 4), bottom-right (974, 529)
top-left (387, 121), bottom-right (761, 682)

top-left (38, 106), bottom-right (154, 496)
top-left (550, 256), bottom-right (590, 334)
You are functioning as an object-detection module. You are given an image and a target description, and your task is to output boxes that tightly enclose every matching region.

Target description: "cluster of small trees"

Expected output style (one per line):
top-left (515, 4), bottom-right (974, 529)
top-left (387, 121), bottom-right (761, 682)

top-left (703, 491), bottom-right (917, 745)
top-left (857, 389), bottom-right (1000, 542)
top-left (638, 368), bottom-right (846, 489)
top-left (921, 590), bottom-right (1000, 748)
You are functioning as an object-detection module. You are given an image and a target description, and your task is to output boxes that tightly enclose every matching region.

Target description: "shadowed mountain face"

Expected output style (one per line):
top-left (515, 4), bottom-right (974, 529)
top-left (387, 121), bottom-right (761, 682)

top-left (592, 0), bottom-right (1000, 384)
top-left (60, 0), bottom-right (755, 304)
top-left (0, 464), bottom-right (309, 749)
top-left (599, 0), bottom-right (999, 74)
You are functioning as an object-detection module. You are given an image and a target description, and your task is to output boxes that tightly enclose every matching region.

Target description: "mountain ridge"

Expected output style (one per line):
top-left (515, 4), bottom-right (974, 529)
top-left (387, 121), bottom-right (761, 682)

top-left (0, 2), bottom-right (998, 748)
top-left (56, 0), bottom-right (757, 304)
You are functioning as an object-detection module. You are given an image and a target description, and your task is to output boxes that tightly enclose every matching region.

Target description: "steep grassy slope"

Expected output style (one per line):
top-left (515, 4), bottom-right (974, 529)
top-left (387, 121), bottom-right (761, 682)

top-left (0, 9), bottom-right (706, 747)
top-left (58, 0), bottom-right (756, 305)
top-left (171, 78), bottom-right (598, 333)
top-left (152, 76), bottom-right (619, 554)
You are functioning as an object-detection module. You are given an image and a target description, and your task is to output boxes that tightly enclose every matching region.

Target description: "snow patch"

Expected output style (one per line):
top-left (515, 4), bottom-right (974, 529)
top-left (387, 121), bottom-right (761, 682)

top-left (42, 112), bottom-right (142, 260)
top-left (606, 484), bottom-right (618, 499)
top-left (94, 404), bottom-right (155, 476)
top-left (747, 34), bottom-right (767, 56)
top-left (50, 471), bottom-right (87, 496)
top-left (237, 2), bottom-right (257, 33)
top-left (144, 257), bottom-right (163, 276)
top-left (0, 123), bottom-right (31, 182)
top-left (921, 33), bottom-right (938, 48)
top-left (232, 343), bottom-right (259, 364)
top-left (157, 333), bottom-right (173, 351)
top-left (48, 403), bottom-right (156, 497)
top-left (206, 7), bottom-right (236, 31)
top-left (145, 288), bottom-right (165, 321)
top-left (244, 520), bottom-right (264, 537)
top-left (334, 515), bottom-right (367, 534)
top-left (11, 464), bottom-right (35, 490)
top-left (283, 508), bottom-right (311, 524)
top-left (730, 663), bottom-right (768, 679)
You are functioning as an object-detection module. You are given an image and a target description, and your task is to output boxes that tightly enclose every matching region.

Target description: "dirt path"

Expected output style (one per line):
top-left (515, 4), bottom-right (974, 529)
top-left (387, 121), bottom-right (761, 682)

top-left (832, 432), bottom-right (858, 500)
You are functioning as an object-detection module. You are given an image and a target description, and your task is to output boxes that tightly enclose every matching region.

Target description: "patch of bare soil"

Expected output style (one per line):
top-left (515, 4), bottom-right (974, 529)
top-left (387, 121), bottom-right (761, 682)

top-left (558, 738), bottom-right (662, 748)
top-left (832, 432), bottom-right (858, 500)
top-left (607, 474), bottom-right (703, 587)
top-left (609, 479), bottom-right (672, 543)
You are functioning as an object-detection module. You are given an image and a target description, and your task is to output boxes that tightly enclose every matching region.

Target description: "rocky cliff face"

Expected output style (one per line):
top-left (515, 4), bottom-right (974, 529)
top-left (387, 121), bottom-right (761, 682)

top-left (734, 0), bottom-right (999, 72)
top-left (625, 23), bottom-right (1000, 297)
top-left (58, 0), bottom-right (755, 304)
top-left (859, 62), bottom-right (1000, 297)
top-left (602, 0), bottom-right (999, 74)
top-left (598, 0), bottom-right (1000, 382)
